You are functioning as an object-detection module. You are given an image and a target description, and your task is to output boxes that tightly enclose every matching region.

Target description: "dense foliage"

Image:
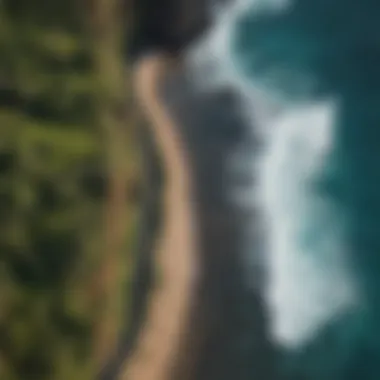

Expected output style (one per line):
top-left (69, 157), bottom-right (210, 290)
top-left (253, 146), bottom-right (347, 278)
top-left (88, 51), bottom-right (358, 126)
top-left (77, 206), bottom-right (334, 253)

top-left (0, 1), bottom-right (140, 379)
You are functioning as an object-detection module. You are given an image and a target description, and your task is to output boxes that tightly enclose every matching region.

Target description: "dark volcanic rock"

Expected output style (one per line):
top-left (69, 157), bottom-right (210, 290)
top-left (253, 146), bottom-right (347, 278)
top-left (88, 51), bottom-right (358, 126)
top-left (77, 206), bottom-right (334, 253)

top-left (129, 0), bottom-right (211, 57)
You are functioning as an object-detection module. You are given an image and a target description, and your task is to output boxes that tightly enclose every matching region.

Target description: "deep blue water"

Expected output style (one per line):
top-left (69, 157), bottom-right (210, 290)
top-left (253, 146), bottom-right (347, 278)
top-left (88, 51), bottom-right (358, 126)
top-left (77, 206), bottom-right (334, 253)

top-left (230, 1), bottom-right (380, 379)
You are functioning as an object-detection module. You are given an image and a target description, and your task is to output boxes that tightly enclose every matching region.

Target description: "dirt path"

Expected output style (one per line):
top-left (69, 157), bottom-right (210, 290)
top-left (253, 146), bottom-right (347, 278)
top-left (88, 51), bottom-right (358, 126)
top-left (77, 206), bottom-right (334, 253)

top-left (119, 53), bottom-right (198, 380)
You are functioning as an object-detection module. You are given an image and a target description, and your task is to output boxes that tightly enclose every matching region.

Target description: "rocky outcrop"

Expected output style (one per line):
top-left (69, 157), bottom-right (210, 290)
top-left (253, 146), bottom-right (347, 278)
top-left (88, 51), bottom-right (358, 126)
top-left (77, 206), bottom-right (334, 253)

top-left (129, 0), bottom-right (211, 57)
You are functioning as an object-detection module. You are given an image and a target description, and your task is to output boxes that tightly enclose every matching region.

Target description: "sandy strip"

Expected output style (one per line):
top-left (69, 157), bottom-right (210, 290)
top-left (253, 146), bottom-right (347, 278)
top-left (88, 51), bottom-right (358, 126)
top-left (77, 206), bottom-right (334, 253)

top-left (119, 53), bottom-right (198, 380)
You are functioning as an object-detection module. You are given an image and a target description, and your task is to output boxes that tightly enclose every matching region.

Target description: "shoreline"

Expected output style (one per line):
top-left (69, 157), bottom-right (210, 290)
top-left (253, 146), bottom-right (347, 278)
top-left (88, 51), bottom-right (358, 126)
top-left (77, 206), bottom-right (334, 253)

top-left (118, 53), bottom-right (199, 380)
top-left (111, 47), bottom-right (277, 380)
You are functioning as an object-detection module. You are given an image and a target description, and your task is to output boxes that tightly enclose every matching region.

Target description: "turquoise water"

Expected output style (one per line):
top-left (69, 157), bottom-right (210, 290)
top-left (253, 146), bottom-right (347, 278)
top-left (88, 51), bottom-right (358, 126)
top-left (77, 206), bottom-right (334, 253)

top-left (230, 1), bottom-right (380, 379)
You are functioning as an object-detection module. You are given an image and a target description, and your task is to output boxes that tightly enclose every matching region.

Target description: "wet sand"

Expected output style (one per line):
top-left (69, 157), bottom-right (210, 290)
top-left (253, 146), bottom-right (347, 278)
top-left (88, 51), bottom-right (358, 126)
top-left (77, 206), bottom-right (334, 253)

top-left (162, 66), bottom-right (277, 380)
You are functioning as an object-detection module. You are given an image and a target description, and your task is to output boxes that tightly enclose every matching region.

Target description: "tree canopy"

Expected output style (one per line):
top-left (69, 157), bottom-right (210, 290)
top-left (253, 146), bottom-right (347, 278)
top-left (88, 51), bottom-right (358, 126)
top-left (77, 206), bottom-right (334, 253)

top-left (0, 1), bottom-right (140, 379)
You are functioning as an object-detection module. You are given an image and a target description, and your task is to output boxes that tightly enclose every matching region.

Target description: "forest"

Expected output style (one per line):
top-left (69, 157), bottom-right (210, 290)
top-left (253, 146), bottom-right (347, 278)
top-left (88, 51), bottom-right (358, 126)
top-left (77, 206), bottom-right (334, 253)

top-left (0, 0), bottom-right (143, 379)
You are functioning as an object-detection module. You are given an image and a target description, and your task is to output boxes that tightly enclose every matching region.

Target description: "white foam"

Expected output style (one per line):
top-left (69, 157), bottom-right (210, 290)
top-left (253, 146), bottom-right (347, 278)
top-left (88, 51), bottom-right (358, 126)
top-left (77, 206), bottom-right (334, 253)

top-left (188, 0), bottom-right (358, 349)
top-left (257, 100), bottom-right (357, 348)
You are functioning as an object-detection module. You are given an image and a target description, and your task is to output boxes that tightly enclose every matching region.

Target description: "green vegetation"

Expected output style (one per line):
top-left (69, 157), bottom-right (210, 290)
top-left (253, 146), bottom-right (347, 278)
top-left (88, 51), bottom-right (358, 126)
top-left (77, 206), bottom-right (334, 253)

top-left (0, 0), bottom-right (140, 379)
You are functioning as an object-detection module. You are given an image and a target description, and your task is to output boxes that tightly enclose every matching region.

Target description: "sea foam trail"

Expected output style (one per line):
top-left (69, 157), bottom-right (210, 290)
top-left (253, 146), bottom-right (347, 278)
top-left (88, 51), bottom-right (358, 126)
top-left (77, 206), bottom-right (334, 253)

top-left (188, 0), bottom-right (358, 349)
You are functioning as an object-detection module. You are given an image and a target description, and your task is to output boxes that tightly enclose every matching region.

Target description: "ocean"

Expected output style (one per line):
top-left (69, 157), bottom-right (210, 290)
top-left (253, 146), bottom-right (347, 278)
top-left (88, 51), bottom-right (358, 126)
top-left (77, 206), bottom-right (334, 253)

top-left (189, 0), bottom-right (380, 378)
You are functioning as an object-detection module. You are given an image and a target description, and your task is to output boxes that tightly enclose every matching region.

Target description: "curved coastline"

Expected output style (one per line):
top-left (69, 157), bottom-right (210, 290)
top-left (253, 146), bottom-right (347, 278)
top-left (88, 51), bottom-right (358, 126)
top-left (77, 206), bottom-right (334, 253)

top-left (117, 53), bottom-right (199, 380)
